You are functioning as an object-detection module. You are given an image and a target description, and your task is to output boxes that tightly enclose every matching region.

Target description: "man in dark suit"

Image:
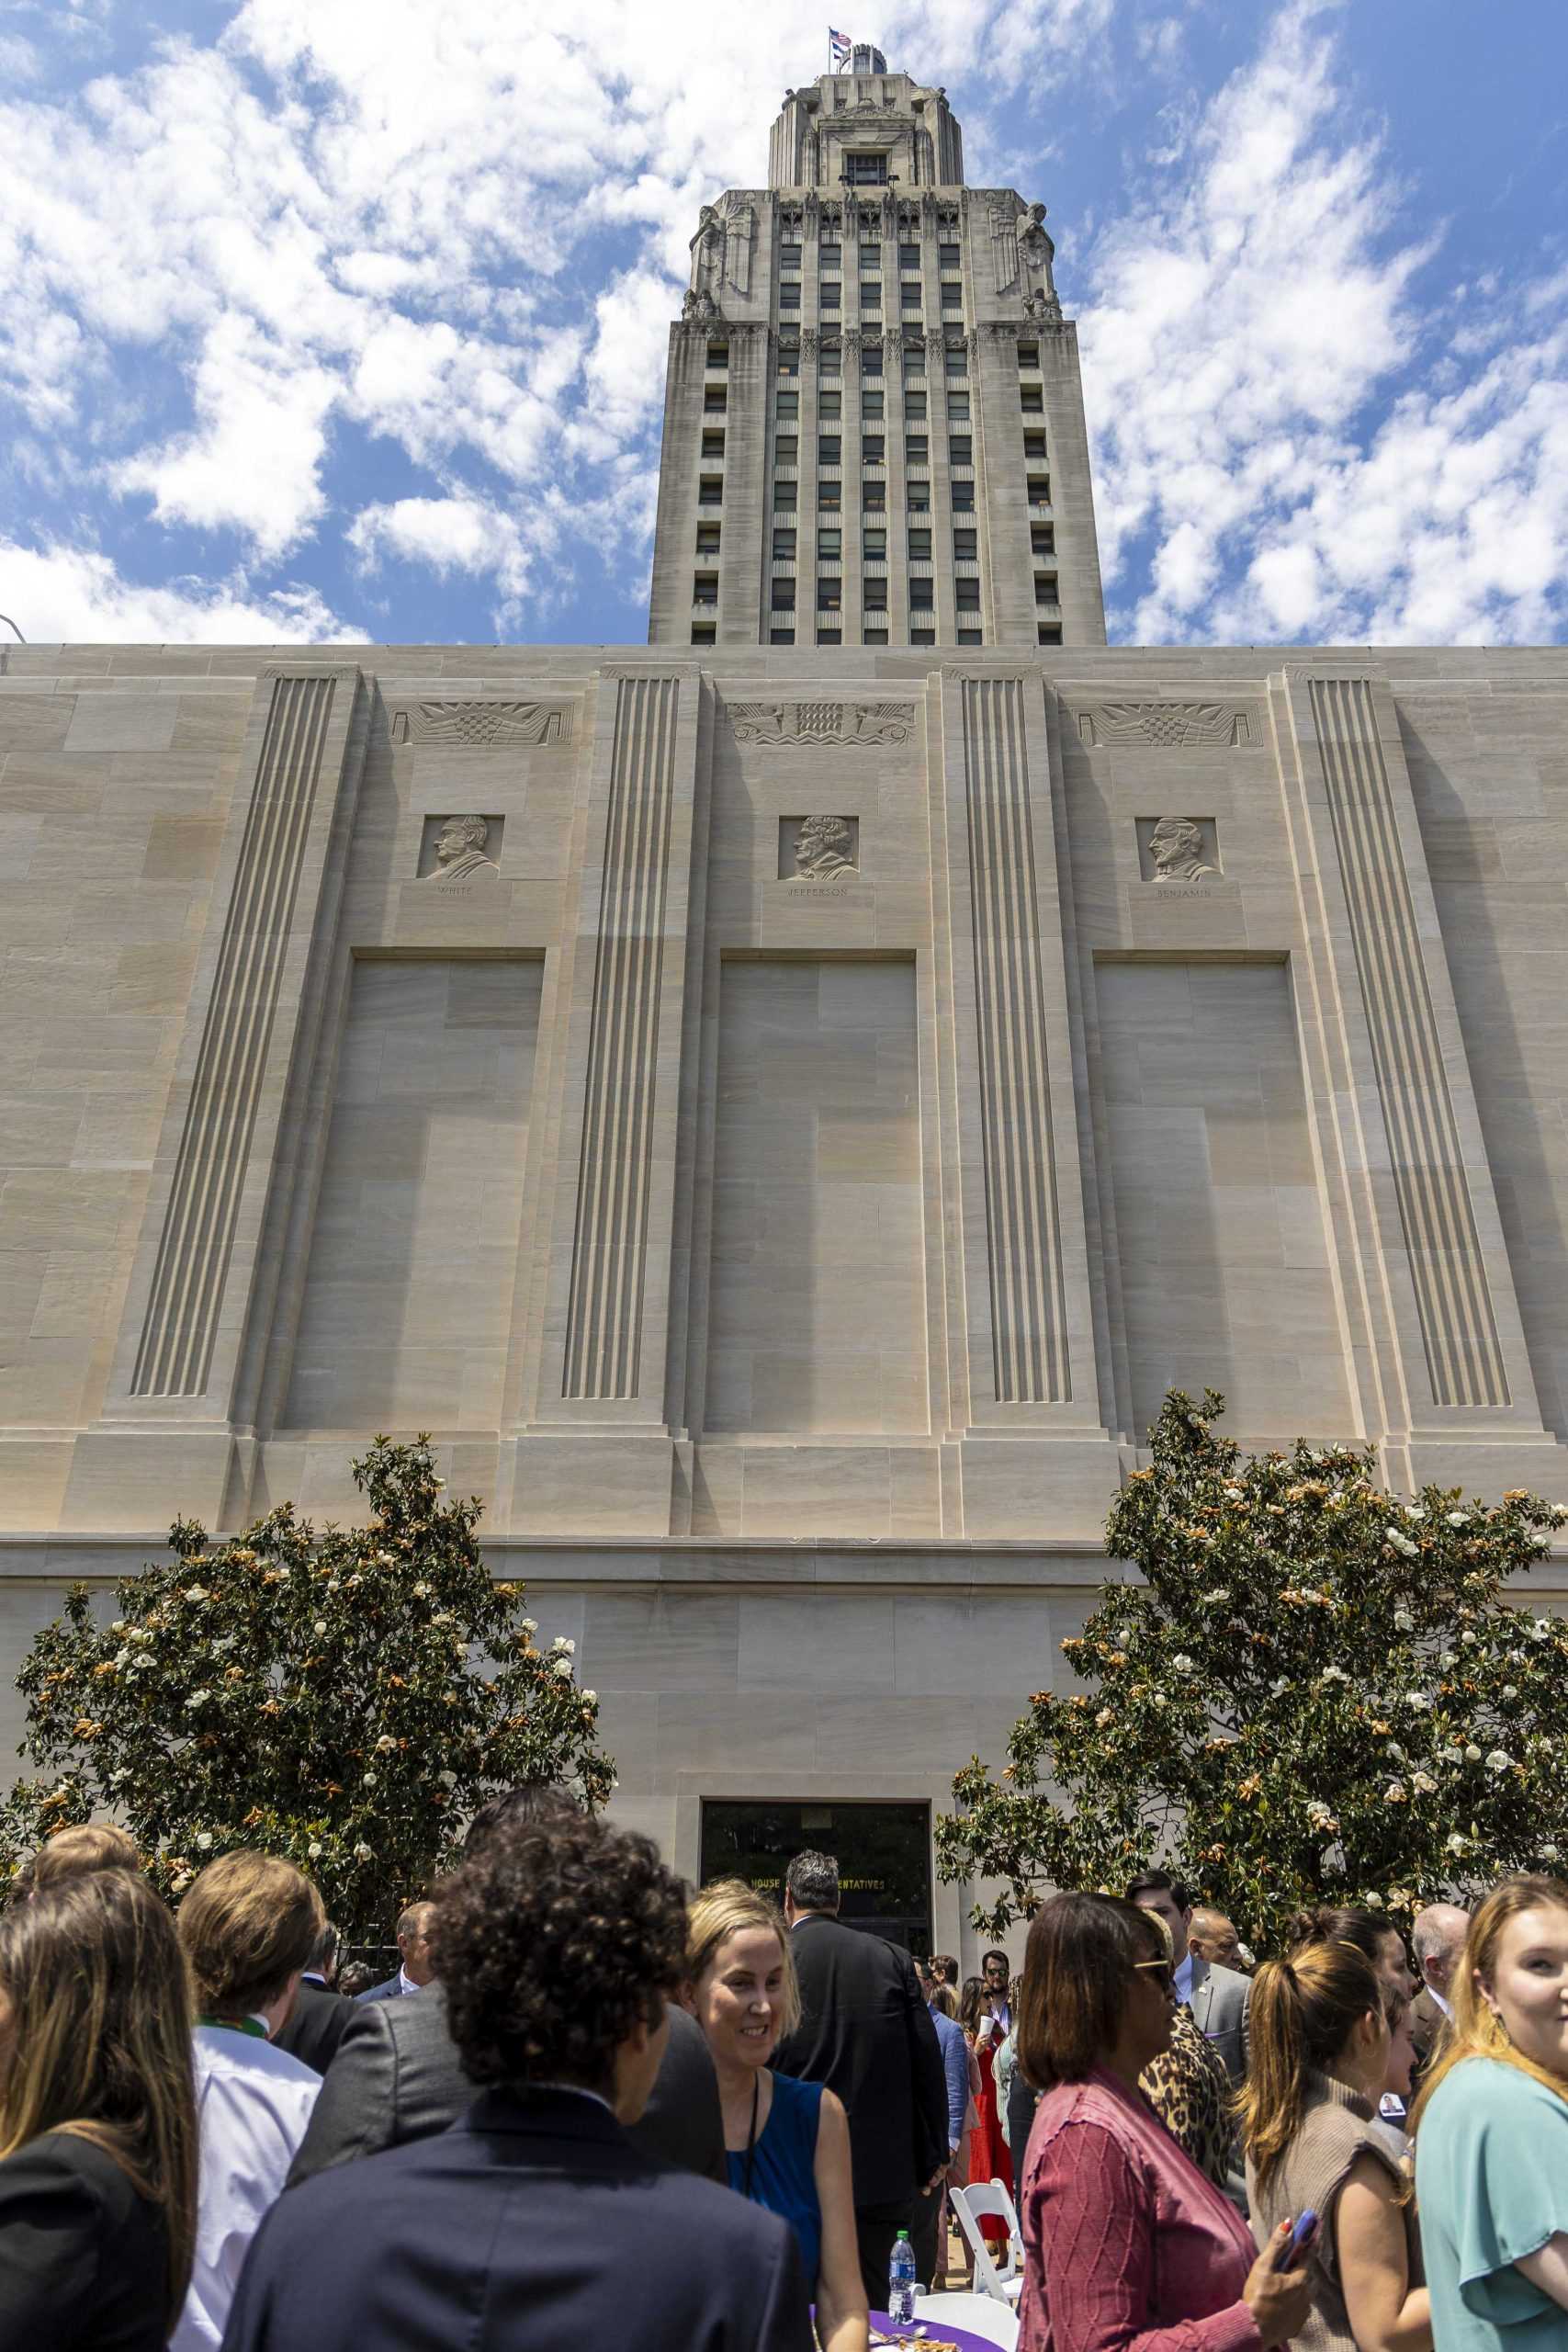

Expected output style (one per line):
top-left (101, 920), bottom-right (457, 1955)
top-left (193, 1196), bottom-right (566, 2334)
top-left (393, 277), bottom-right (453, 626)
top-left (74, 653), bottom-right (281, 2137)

top-left (771, 1849), bottom-right (949, 2310)
top-left (288, 1783), bottom-right (725, 2187)
top-left (226, 1812), bottom-right (810, 2352)
top-left (273, 1923), bottom-right (356, 2076)
top-left (357, 1900), bottom-right (437, 2003)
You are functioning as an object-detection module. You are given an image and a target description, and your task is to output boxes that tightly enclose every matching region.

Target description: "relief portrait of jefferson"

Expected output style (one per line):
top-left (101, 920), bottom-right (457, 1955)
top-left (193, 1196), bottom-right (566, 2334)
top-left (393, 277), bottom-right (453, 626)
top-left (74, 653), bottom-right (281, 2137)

top-left (1147, 815), bottom-right (1217, 882)
top-left (793, 814), bottom-right (857, 881)
top-left (423, 814), bottom-right (497, 881)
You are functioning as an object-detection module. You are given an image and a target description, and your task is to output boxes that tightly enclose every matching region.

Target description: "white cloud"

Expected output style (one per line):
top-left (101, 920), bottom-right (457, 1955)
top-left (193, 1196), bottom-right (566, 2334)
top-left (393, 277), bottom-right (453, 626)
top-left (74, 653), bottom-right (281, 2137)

top-left (1080, 0), bottom-right (1568, 644)
top-left (0, 538), bottom-right (365, 642)
top-left (347, 496), bottom-right (539, 615)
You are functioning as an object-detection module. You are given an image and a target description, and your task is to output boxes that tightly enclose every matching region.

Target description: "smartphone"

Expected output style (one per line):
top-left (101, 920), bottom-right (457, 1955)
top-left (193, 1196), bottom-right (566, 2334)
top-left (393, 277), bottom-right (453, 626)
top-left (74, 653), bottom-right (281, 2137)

top-left (1275, 2211), bottom-right (1319, 2269)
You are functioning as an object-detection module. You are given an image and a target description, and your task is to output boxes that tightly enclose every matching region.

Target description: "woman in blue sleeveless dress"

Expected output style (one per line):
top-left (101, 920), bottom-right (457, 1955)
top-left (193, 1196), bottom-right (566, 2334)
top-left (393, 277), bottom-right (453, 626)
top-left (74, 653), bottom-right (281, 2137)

top-left (686, 1881), bottom-right (868, 2352)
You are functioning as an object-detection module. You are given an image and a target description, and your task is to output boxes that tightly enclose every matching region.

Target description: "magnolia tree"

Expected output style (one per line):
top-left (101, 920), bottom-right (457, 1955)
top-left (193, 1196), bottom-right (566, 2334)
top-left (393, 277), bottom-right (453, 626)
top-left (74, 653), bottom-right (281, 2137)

top-left (936, 1391), bottom-right (1568, 1951)
top-left (0, 1438), bottom-right (613, 1939)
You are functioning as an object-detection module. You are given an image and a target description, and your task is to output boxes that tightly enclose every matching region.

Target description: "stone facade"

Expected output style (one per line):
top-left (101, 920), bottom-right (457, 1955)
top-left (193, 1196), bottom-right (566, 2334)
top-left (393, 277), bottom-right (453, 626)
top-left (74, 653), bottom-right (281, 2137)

top-left (2, 642), bottom-right (1566, 1947)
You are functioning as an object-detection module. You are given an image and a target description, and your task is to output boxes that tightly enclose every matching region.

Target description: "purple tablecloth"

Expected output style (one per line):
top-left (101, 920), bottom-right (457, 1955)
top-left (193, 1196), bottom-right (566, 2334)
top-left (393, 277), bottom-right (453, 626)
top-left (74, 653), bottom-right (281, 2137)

top-left (868, 2312), bottom-right (1007, 2351)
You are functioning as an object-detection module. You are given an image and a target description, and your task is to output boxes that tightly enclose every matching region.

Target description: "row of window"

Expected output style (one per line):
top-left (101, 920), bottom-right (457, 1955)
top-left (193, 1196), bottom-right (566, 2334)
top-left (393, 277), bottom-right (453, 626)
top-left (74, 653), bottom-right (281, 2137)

top-left (775, 435), bottom-right (976, 465)
top-left (768, 579), bottom-right (981, 613)
top-left (771, 526), bottom-right (985, 560)
top-left (779, 284), bottom-right (963, 313)
top-left (767, 479), bottom-right (976, 511)
top-left (702, 335), bottom-right (1043, 375)
top-left (774, 348), bottom-right (968, 379)
top-left (774, 390), bottom-right (971, 421)
top-left (691, 524), bottom-right (1055, 564)
top-left (779, 241), bottom-right (963, 270)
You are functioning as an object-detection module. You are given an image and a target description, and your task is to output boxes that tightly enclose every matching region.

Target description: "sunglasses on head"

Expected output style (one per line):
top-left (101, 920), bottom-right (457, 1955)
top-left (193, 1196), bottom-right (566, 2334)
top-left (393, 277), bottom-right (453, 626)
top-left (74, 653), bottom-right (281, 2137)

top-left (1133, 1957), bottom-right (1175, 1991)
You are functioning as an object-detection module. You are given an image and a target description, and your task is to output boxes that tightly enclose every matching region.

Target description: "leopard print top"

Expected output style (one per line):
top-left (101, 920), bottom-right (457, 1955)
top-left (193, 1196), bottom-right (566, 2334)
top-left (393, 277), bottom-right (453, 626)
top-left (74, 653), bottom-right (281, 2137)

top-left (1140, 2004), bottom-right (1239, 2191)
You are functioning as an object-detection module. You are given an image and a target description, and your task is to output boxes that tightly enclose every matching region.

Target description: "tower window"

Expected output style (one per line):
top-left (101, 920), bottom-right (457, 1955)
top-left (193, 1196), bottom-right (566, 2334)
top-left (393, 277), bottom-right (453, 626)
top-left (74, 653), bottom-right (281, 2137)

top-left (1032, 524), bottom-right (1055, 554)
top-left (862, 390), bottom-right (884, 420)
top-left (907, 481), bottom-right (931, 512)
top-left (956, 580), bottom-right (980, 611)
top-left (691, 622), bottom-right (716, 644)
top-left (820, 282), bottom-right (840, 311)
top-left (945, 349), bottom-right (967, 376)
top-left (946, 391), bottom-right (970, 421)
top-left (900, 282), bottom-right (922, 309)
top-left (949, 435), bottom-right (973, 465)
top-left (779, 284), bottom-right (801, 311)
top-left (780, 242), bottom-right (802, 267)
top-left (909, 579), bottom-right (934, 610)
top-left (1018, 343), bottom-right (1040, 368)
top-left (701, 430), bottom-right (725, 459)
top-left (773, 527), bottom-right (796, 560)
top-left (1021, 386), bottom-right (1043, 413)
top-left (775, 391), bottom-right (799, 420)
top-left (1038, 622), bottom-right (1063, 644)
top-left (957, 628), bottom-right (982, 645)
top-left (860, 284), bottom-right (882, 311)
top-left (951, 481), bottom-right (975, 511)
top-left (818, 627), bottom-right (842, 644)
top-left (706, 345), bottom-right (728, 369)
top-left (819, 481), bottom-right (841, 509)
top-left (819, 435), bottom-right (841, 464)
top-left (694, 572), bottom-right (718, 605)
top-left (863, 578), bottom-right (888, 611)
top-left (818, 578), bottom-right (842, 610)
top-left (938, 242), bottom-right (960, 268)
top-left (846, 153), bottom-right (889, 184)
top-left (698, 476), bottom-right (724, 505)
top-left (1035, 573), bottom-right (1059, 604)
top-left (1023, 433), bottom-right (1048, 460)
top-left (905, 391), bottom-right (927, 421)
top-left (1027, 473), bottom-right (1051, 505)
top-left (908, 527), bottom-right (932, 559)
top-left (773, 481), bottom-right (797, 510)
top-left (704, 385), bottom-right (728, 413)
top-left (898, 242), bottom-right (920, 268)
top-left (819, 243), bottom-right (842, 267)
top-left (862, 435), bottom-right (885, 463)
top-left (819, 390), bottom-right (842, 420)
top-left (863, 628), bottom-right (888, 644)
top-left (696, 523), bottom-right (721, 554)
top-left (863, 480), bottom-right (886, 509)
top-left (770, 627), bottom-right (795, 643)
top-left (911, 628), bottom-right (936, 645)
top-left (906, 435), bottom-right (929, 465)
top-left (940, 281), bottom-right (963, 311)
top-left (953, 528), bottom-right (976, 559)
top-left (862, 347), bottom-right (883, 376)
top-left (863, 527), bottom-right (887, 559)
top-left (818, 528), bottom-right (842, 558)
top-left (774, 435), bottom-right (798, 465)
top-left (772, 580), bottom-right (795, 609)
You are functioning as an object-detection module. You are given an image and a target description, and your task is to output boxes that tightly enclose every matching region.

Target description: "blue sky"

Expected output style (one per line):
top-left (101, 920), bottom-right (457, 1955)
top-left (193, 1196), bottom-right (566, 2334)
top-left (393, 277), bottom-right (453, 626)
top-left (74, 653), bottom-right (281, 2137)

top-left (1, 0), bottom-right (1564, 647)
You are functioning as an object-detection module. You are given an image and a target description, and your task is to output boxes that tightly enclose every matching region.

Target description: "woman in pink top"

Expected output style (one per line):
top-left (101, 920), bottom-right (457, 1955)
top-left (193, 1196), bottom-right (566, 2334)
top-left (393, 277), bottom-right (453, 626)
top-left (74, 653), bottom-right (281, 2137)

top-left (1014, 1893), bottom-right (1313, 2352)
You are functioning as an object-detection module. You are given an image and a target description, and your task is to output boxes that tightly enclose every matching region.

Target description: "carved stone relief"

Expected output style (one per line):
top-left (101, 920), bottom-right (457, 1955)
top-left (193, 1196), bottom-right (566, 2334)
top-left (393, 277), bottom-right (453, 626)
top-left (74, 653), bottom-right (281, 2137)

top-left (780, 814), bottom-right (860, 879)
top-left (418, 813), bottom-right (502, 881)
top-left (1136, 816), bottom-right (1221, 883)
top-left (989, 202), bottom-right (1021, 296)
top-left (1076, 702), bottom-right (1251, 749)
top-left (391, 700), bottom-right (574, 747)
top-left (728, 699), bottom-right (917, 747)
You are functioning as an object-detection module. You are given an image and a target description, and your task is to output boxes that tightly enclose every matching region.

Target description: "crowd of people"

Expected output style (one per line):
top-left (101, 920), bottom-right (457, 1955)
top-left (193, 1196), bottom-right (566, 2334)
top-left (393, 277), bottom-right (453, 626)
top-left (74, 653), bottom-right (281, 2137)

top-left (0, 1807), bottom-right (1566, 2352)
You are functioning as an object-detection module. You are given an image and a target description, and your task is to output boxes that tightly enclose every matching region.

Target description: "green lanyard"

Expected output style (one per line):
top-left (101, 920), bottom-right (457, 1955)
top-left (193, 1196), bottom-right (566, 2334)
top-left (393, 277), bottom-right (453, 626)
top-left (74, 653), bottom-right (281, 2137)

top-left (197, 2016), bottom-right (269, 2040)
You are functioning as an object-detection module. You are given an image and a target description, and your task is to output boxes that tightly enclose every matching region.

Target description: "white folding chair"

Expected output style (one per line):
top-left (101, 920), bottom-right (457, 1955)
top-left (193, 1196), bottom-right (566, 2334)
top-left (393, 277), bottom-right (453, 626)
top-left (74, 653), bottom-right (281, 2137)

top-left (912, 2288), bottom-right (1021, 2347)
top-left (947, 2179), bottom-right (1024, 2306)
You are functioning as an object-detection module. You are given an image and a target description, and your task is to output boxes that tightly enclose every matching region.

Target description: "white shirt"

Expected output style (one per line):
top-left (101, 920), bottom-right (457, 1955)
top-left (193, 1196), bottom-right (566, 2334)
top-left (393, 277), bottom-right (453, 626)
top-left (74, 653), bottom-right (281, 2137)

top-left (1428, 1983), bottom-right (1453, 2018)
top-left (1173, 1951), bottom-right (1196, 2006)
top-left (171, 2026), bottom-right (321, 2352)
top-left (398, 1964), bottom-right (426, 1997)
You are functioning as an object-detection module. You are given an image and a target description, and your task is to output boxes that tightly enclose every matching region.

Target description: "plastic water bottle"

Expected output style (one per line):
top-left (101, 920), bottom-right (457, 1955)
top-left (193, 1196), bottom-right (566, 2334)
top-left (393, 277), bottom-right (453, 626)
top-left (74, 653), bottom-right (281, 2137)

top-left (887, 2229), bottom-right (918, 2324)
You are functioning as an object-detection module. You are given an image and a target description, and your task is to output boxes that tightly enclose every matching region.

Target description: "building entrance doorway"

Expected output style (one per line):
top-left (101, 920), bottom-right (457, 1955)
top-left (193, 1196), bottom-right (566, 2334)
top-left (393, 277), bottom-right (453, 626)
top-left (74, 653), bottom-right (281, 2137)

top-left (699, 1799), bottom-right (932, 1952)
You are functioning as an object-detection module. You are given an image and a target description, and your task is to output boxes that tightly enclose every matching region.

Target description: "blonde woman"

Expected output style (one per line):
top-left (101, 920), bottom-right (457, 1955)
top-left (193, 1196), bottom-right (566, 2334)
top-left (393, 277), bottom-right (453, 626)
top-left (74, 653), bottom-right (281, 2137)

top-left (0, 1867), bottom-right (197, 2350)
top-left (1414, 1875), bottom-right (1568, 2348)
top-left (1240, 1938), bottom-right (1428, 2352)
top-left (685, 1880), bottom-right (868, 2352)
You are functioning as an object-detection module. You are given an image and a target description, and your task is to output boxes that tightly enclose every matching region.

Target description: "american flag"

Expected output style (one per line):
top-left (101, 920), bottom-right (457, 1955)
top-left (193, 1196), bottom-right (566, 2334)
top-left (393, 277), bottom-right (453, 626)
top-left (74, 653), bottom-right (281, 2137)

top-left (829, 28), bottom-right (852, 69)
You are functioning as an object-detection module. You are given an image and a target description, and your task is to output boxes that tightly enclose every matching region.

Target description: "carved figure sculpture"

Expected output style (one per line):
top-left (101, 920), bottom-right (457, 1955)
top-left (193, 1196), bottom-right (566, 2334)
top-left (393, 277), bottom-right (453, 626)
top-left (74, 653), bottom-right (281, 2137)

top-left (794, 815), bottom-right (857, 879)
top-left (1018, 200), bottom-right (1060, 314)
top-left (682, 287), bottom-right (721, 322)
top-left (1147, 816), bottom-right (1217, 883)
top-left (423, 814), bottom-right (497, 882)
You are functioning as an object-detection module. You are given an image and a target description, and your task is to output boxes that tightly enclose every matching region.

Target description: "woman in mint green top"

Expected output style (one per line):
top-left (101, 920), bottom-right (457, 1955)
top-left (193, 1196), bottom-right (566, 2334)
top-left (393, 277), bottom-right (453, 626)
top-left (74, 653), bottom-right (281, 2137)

top-left (1412, 1876), bottom-right (1568, 2352)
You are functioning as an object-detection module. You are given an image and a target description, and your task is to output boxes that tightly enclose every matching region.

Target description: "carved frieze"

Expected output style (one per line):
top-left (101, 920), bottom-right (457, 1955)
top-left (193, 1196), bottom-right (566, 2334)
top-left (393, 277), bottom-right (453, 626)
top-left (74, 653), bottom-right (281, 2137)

top-left (728, 699), bottom-right (917, 747)
top-left (390, 700), bottom-right (575, 747)
top-left (417, 813), bottom-right (502, 881)
top-left (1137, 816), bottom-right (1221, 882)
top-left (781, 814), bottom-right (859, 879)
top-left (1076, 702), bottom-right (1251, 749)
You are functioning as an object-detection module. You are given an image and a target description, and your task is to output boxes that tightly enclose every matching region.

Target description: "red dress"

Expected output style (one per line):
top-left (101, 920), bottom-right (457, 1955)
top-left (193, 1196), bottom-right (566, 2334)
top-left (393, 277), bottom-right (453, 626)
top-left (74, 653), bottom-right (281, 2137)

top-left (967, 2022), bottom-right (1014, 2245)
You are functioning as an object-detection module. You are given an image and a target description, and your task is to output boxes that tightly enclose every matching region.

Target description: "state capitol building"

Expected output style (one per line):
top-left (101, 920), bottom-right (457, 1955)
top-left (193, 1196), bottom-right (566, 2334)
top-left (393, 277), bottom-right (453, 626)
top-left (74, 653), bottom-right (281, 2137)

top-left (2, 51), bottom-right (1565, 1953)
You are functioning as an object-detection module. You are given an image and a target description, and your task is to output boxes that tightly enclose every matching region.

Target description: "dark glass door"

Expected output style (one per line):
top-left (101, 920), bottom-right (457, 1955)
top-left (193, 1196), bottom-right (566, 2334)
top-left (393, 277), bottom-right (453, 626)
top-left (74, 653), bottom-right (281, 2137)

top-left (699, 1799), bottom-right (931, 1952)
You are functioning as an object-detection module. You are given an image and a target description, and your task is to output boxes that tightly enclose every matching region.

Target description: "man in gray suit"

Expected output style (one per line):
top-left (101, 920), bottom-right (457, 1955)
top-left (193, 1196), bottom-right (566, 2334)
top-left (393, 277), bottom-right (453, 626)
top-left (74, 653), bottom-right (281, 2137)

top-left (1129, 1869), bottom-right (1252, 2086)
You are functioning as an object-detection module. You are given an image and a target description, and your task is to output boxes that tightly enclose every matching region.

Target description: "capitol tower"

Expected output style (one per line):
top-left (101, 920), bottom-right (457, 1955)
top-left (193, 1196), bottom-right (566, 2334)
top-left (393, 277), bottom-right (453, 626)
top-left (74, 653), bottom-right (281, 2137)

top-left (648, 60), bottom-right (1106, 651)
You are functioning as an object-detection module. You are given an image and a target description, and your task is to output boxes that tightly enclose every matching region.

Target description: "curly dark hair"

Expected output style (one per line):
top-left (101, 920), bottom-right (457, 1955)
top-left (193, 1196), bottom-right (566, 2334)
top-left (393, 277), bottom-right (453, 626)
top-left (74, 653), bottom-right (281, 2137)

top-left (433, 1814), bottom-right (688, 2095)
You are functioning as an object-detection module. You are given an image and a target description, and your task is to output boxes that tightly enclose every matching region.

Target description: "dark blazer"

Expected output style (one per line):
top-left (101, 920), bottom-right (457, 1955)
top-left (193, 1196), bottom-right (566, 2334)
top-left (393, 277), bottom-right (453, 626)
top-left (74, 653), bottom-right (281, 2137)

top-left (355, 1972), bottom-right (405, 2004)
top-left (287, 1985), bottom-right (725, 2188)
top-left (0, 2130), bottom-right (170, 2352)
top-left (771, 1912), bottom-right (949, 2211)
top-left (273, 1976), bottom-right (357, 2076)
top-left (227, 2086), bottom-right (812, 2352)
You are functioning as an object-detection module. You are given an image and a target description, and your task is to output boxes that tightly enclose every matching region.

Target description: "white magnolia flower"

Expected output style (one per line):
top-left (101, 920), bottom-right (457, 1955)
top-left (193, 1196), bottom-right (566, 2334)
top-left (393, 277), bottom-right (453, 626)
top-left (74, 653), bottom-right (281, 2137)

top-left (307, 1841), bottom-right (323, 1859)
top-left (1153, 1692), bottom-right (1168, 1709)
top-left (313, 1618), bottom-right (328, 1635)
top-left (110, 1768), bottom-right (130, 1786)
top-left (1393, 1609), bottom-right (1416, 1633)
top-left (1385, 1529), bottom-right (1420, 1558)
top-left (552, 1636), bottom-right (576, 1655)
top-left (1447, 1831), bottom-right (1469, 1855)
top-left (1320, 1665), bottom-right (1351, 1686)
top-left (1386, 1741), bottom-right (1406, 1763)
top-left (432, 1611), bottom-right (454, 1626)
top-left (581, 1689), bottom-right (597, 1703)
top-left (1465, 1744), bottom-right (1483, 1761)
top-left (183, 1586), bottom-right (210, 1603)
top-left (1412, 1771), bottom-right (1438, 1794)
top-left (438, 1769), bottom-right (457, 1787)
top-left (1269, 1678), bottom-right (1291, 1698)
top-left (196, 1831), bottom-right (213, 1849)
top-left (1461, 1632), bottom-right (1478, 1647)
top-left (1502, 1684), bottom-right (1519, 1701)
top-left (1200, 1588), bottom-right (1232, 1605)
top-left (1542, 1844), bottom-right (1562, 1863)
top-left (554, 1657), bottom-right (574, 1680)
top-left (1485, 1749), bottom-right (1515, 1774)
top-left (1404, 1693), bottom-right (1430, 1711)
top-left (1447, 1511), bottom-right (1470, 1527)
top-left (1404, 1505), bottom-right (1426, 1521)
top-left (1439, 1651), bottom-right (1458, 1669)
top-left (185, 1690), bottom-right (210, 1711)
top-left (110, 1620), bottom-right (127, 1635)
top-left (354, 1842), bottom-right (374, 1861)
top-left (1385, 1781), bottom-right (1406, 1803)
top-left (1531, 1620), bottom-right (1554, 1641)
top-left (1172, 1654), bottom-right (1195, 1674)
top-left (362, 1771), bottom-right (378, 1787)
top-left (1095, 1707), bottom-right (1113, 1728)
top-left (375, 1735), bottom-right (396, 1753)
top-left (1224, 1486), bottom-right (1244, 1501)
top-left (412, 1582), bottom-right (432, 1599)
top-left (520, 1618), bottom-right (538, 1635)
